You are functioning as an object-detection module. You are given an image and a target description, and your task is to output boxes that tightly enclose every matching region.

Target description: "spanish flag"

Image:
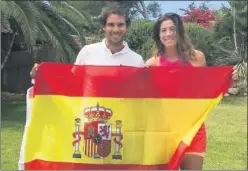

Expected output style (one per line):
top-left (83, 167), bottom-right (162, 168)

top-left (22, 63), bottom-right (233, 170)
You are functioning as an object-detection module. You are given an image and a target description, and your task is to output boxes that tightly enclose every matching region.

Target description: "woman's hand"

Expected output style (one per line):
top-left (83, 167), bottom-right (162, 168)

top-left (232, 65), bottom-right (238, 81)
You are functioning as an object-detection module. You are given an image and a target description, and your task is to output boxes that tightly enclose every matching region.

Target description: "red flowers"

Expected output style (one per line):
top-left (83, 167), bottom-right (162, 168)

top-left (180, 7), bottom-right (219, 29)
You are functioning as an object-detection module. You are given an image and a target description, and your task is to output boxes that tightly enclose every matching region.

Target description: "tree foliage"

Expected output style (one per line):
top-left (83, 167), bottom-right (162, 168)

top-left (213, 1), bottom-right (247, 40)
top-left (1, 1), bottom-right (93, 65)
top-left (69, 1), bottom-right (161, 20)
top-left (116, 1), bottom-right (161, 19)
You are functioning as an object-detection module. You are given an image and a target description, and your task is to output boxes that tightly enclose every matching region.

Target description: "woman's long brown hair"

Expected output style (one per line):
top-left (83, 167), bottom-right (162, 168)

top-left (152, 13), bottom-right (195, 63)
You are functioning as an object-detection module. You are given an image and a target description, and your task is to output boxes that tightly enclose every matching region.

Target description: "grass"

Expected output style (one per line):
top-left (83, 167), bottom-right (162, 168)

top-left (1, 95), bottom-right (247, 170)
top-left (203, 97), bottom-right (247, 170)
top-left (1, 95), bottom-right (26, 170)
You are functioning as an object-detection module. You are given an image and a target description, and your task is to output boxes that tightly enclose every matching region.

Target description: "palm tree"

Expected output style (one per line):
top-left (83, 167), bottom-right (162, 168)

top-left (1, 1), bottom-right (93, 69)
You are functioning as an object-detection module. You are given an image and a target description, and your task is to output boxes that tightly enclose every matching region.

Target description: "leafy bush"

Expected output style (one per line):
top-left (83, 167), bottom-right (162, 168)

top-left (184, 22), bottom-right (214, 65)
top-left (136, 37), bottom-right (155, 61)
top-left (125, 20), bottom-right (155, 60)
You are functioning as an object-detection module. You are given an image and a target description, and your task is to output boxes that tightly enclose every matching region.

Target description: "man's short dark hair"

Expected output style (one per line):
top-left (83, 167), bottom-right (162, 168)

top-left (99, 4), bottom-right (131, 27)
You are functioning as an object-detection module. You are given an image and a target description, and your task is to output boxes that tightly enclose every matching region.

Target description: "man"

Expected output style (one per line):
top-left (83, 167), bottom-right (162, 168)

top-left (30, 4), bottom-right (144, 78)
top-left (20, 4), bottom-right (144, 170)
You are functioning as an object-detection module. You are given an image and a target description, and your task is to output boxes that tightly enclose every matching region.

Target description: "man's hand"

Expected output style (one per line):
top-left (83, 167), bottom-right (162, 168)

top-left (30, 63), bottom-right (39, 78)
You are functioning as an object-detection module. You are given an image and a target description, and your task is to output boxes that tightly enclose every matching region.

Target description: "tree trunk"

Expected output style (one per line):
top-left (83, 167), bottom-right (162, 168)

top-left (1, 30), bottom-right (18, 70)
top-left (139, 1), bottom-right (148, 19)
top-left (233, 6), bottom-right (238, 51)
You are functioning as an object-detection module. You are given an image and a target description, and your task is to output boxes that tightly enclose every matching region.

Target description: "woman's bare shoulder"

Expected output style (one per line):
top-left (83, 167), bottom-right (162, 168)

top-left (190, 49), bottom-right (206, 67)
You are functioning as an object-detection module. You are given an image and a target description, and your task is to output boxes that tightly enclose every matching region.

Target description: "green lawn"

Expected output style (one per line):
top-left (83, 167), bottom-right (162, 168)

top-left (1, 96), bottom-right (247, 170)
top-left (203, 97), bottom-right (247, 170)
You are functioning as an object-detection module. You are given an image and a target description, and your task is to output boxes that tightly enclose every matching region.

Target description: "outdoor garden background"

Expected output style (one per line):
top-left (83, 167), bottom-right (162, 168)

top-left (1, 1), bottom-right (247, 170)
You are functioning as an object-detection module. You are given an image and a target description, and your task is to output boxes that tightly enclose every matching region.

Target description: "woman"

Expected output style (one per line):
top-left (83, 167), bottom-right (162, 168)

top-left (146, 13), bottom-right (237, 170)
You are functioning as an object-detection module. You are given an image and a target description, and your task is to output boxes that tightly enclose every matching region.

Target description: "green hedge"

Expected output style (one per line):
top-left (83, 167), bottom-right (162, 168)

top-left (125, 20), bottom-right (155, 61)
top-left (184, 23), bottom-right (214, 65)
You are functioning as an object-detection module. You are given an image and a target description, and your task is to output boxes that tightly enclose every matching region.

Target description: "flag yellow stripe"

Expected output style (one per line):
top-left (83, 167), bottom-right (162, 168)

top-left (24, 95), bottom-right (222, 165)
top-left (182, 94), bottom-right (223, 145)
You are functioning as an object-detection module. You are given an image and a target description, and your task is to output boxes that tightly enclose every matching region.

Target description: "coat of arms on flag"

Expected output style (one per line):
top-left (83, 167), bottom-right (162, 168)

top-left (72, 103), bottom-right (123, 160)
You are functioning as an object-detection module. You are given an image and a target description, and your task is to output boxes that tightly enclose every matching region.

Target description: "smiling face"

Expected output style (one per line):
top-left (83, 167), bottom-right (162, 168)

top-left (159, 19), bottom-right (178, 48)
top-left (103, 14), bottom-right (127, 46)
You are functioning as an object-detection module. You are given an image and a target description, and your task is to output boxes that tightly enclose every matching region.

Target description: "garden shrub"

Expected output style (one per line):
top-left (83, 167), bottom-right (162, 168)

top-left (184, 22), bottom-right (214, 65)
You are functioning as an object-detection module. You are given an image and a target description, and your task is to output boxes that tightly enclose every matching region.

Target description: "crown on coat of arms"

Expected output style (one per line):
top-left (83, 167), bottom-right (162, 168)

top-left (84, 103), bottom-right (113, 123)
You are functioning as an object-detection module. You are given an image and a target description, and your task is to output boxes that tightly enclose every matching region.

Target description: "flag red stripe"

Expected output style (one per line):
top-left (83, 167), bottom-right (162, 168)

top-left (24, 142), bottom-right (188, 170)
top-left (24, 160), bottom-right (168, 170)
top-left (33, 63), bottom-right (233, 98)
top-left (167, 141), bottom-right (188, 170)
